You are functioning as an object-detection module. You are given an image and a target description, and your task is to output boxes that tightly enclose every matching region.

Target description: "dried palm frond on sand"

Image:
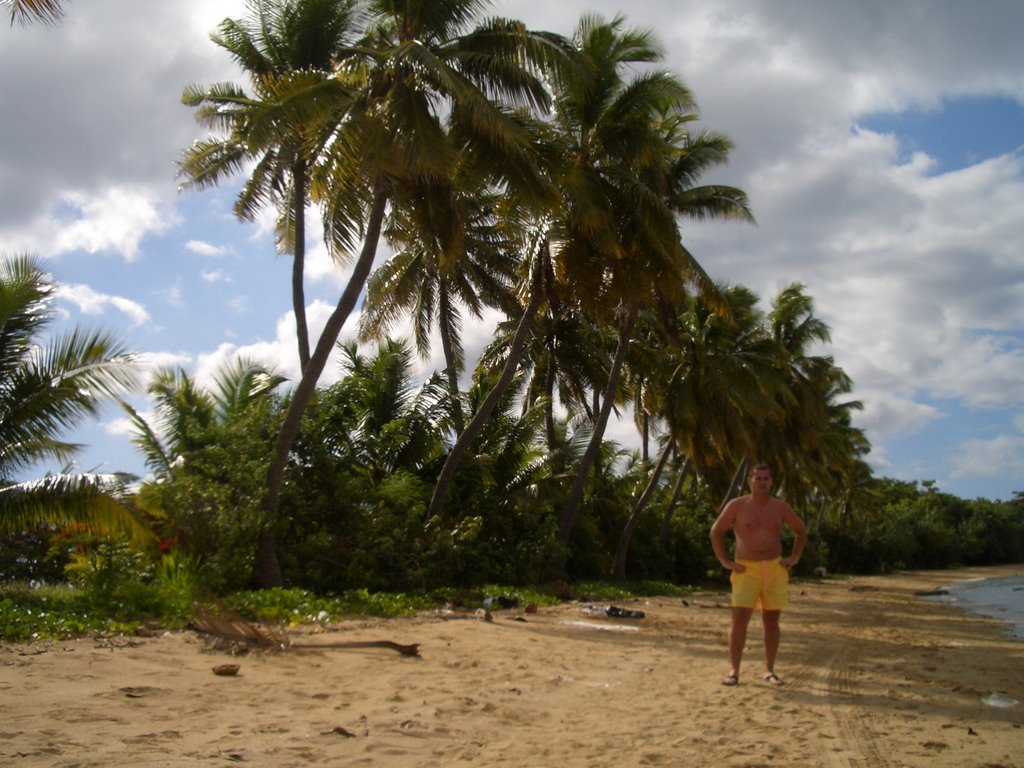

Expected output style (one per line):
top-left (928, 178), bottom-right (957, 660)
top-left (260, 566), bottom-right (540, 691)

top-left (190, 604), bottom-right (420, 657)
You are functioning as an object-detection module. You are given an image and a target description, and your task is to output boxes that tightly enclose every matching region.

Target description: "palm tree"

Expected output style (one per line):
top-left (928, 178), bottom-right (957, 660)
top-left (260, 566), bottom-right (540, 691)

top-left (121, 358), bottom-right (286, 482)
top-left (479, 294), bottom-right (608, 455)
top-left (755, 283), bottom-right (847, 501)
top-left (610, 285), bottom-right (781, 579)
top-left (425, 230), bottom-right (553, 520)
top-left (6, 0), bottom-right (64, 25)
top-left (122, 358), bottom-right (287, 587)
top-left (180, 0), bottom-right (362, 372)
top-left (257, 1), bottom-right (565, 583)
top-left (358, 160), bottom-right (523, 436)
top-left (611, 430), bottom-right (674, 579)
top-left (549, 15), bottom-right (753, 569)
top-left (668, 285), bottom-right (783, 488)
top-left (328, 339), bottom-right (448, 484)
top-left (0, 254), bottom-right (145, 541)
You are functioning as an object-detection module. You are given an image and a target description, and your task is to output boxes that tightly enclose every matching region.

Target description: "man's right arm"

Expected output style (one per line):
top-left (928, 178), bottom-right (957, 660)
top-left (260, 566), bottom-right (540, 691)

top-left (710, 503), bottom-right (744, 572)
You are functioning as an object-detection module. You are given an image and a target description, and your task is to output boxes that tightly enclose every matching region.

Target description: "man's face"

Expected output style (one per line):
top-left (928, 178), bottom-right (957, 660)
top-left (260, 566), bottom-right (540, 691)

top-left (749, 470), bottom-right (773, 492)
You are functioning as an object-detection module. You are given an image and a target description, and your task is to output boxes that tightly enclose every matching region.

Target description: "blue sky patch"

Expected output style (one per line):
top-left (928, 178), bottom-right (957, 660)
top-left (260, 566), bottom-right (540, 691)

top-left (860, 96), bottom-right (1024, 174)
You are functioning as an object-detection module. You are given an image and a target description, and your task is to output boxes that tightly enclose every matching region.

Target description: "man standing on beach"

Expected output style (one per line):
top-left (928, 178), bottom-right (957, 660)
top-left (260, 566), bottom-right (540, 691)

top-left (710, 463), bottom-right (807, 686)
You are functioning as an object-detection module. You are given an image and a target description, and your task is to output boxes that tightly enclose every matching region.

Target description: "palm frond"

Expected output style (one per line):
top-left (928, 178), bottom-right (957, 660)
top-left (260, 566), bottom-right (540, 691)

top-left (7, 0), bottom-right (65, 26)
top-left (0, 472), bottom-right (151, 544)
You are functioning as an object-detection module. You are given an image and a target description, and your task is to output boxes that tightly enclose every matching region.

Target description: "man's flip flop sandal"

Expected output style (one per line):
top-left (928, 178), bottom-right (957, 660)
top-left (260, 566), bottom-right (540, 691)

top-left (721, 673), bottom-right (739, 686)
top-left (763, 673), bottom-right (784, 686)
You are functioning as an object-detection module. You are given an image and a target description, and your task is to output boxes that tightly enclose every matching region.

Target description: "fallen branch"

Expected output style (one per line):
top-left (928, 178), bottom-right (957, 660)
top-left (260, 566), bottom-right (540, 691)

top-left (190, 604), bottom-right (419, 657)
top-left (290, 640), bottom-right (420, 657)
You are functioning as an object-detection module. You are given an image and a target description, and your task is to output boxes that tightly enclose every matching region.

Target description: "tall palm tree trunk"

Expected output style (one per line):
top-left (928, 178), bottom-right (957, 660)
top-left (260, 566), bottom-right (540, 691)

top-left (554, 302), bottom-right (637, 568)
top-left (612, 436), bottom-right (673, 580)
top-left (254, 178), bottom-right (389, 588)
top-left (543, 344), bottom-right (558, 451)
top-left (660, 454), bottom-right (690, 546)
top-left (438, 280), bottom-right (465, 435)
top-left (292, 160), bottom-right (311, 372)
top-left (640, 407), bottom-right (650, 463)
top-left (427, 243), bottom-right (547, 520)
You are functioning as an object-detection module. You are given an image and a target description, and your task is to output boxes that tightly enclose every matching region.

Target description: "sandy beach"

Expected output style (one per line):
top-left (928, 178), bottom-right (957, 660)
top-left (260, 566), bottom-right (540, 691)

top-left (2, 565), bottom-right (1023, 768)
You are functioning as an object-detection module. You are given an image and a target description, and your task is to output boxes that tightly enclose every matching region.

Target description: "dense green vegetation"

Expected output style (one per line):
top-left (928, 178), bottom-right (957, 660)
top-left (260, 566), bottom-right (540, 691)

top-left (3, 1), bottom-right (1022, 641)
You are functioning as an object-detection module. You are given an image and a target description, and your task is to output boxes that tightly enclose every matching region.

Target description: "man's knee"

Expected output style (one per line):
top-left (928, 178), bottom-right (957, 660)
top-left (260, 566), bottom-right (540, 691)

top-left (731, 607), bottom-right (755, 627)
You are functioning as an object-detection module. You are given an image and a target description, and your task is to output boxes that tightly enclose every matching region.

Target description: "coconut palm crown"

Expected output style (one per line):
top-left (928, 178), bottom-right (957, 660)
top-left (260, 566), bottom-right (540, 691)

top-left (0, 253), bottom-right (146, 540)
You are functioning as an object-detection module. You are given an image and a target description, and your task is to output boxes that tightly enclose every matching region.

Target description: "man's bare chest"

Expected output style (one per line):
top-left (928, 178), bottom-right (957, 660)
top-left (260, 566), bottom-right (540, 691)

top-left (734, 507), bottom-right (783, 536)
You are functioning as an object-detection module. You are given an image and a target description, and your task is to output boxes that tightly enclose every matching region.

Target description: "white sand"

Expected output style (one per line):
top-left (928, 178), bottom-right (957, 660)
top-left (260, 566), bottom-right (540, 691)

top-left (2, 564), bottom-right (1023, 767)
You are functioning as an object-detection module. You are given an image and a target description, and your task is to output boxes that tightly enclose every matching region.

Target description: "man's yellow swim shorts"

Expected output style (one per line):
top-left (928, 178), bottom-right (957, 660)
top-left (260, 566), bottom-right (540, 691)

top-left (730, 558), bottom-right (790, 610)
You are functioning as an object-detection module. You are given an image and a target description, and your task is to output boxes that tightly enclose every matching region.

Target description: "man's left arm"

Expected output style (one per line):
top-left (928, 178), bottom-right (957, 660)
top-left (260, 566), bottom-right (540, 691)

top-left (779, 504), bottom-right (807, 568)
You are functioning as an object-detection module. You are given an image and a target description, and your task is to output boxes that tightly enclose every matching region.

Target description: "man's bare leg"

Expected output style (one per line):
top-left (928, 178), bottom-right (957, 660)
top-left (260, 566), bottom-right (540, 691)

top-left (761, 609), bottom-right (783, 684)
top-left (724, 607), bottom-right (754, 684)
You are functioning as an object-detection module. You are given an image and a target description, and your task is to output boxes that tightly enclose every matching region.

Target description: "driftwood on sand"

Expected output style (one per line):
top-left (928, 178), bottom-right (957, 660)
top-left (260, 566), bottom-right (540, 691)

top-left (190, 606), bottom-right (421, 657)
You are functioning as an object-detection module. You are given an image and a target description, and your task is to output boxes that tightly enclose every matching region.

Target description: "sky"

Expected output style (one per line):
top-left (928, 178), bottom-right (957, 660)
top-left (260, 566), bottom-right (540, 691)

top-left (1, 0), bottom-right (1022, 502)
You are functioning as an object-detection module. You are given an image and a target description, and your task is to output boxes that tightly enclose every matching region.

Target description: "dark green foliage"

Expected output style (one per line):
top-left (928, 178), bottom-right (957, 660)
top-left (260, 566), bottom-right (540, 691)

top-left (0, 526), bottom-right (66, 583)
top-left (0, 586), bottom-right (139, 641)
top-left (275, 341), bottom-right (450, 592)
top-left (136, 401), bottom-right (279, 591)
top-left (959, 497), bottom-right (1024, 564)
top-left (820, 479), bottom-right (1024, 574)
top-left (223, 586), bottom-right (432, 623)
top-left (0, 545), bottom-right (201, 641)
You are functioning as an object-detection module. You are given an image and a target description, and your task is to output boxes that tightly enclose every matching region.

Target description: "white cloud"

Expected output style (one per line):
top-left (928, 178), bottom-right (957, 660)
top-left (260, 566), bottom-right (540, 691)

top-left (192, 299), bottom-right (360, 390)
top-left (304, 237), bottom-right (345, 288)
top-left (227, 295), bottom-right (249, 313)
top-left (20, 187), bottom-right (177, 261)
top-left (136, 350), bottom-right (193, 372)
top-left (104, 414), bottom-right (145, 438)
top-left (155, 278), bottom-right (186, 310)
top-left (200, 269), bottom-right (232, 283)
top-left (949, 434), bottom-right (1024, 482)
top-left (188, 240), bottom-right (231, 258)
top-left (55, 283), bottom-right (150, 327)
top-left (685, 106), bottom-right (1024, 460)
top-left (854, 394), bottom-right (944, 441)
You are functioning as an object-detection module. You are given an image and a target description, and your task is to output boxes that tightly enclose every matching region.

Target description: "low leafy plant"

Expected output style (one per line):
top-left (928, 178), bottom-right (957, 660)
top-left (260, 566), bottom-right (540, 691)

top-left (222, 587), bottom-right (434, 624)
top-left (2, 572), bottom-right (697, 643)
top-left (0, 583), bottom-right (141, 641)
top-left (573, 580), bottom-right (694, 601)
top-left (0, 548), bottom-right (203, 641)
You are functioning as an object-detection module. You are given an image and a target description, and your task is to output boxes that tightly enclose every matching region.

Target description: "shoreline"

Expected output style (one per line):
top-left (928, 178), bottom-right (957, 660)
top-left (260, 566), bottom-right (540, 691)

top-left (930, 569), bottom-right (1024, 641)
top-left (2, 564), bottom-right (1023, 767)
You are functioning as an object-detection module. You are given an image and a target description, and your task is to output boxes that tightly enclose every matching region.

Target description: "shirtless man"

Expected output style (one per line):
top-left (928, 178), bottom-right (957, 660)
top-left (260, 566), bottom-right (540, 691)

top-left (710, 463), bottom-right (806, 686)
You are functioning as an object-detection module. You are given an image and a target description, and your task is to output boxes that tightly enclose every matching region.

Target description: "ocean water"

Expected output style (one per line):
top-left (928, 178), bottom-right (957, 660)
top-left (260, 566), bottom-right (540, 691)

top-left (935, 573), bottom-right (1024, 641)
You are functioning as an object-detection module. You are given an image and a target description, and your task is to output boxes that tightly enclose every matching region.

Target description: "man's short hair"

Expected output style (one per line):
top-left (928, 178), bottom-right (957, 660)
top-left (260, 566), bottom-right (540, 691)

top-left (749, 463), bottom-right (772, 475)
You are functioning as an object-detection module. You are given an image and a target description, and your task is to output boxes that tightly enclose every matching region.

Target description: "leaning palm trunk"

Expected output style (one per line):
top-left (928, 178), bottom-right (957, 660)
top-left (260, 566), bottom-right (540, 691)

top-left (256, 179), bottom-right (390, 588)
top-left (554, 302), bottom-right (638, 569)
top-left (659, 454), bottom-right (691, 546)
top-left (427, 242), bottom-right (548, 520)
top-left (611, 436), bottom-right (674, 580)
top-left (718, 456), bottom-right (749, 512)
